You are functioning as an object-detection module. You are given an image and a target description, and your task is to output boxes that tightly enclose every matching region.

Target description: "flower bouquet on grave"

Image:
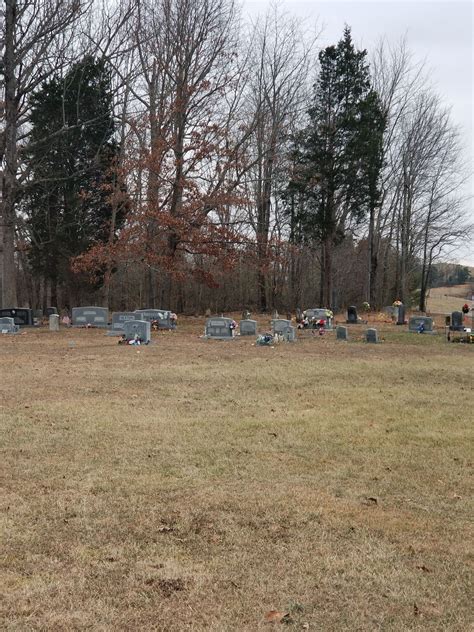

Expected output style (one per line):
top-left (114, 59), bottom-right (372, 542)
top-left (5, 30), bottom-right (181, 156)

top-left (325, 309), bottom-right (334, 318)
top-left (393, 300), bottom-right (402, 306)
top-left (362, 301), bottom-right (370, 312)
top-left (229, 320), bottom-right (238, 330)
top-left (462, 303), bottom-right (470, 314)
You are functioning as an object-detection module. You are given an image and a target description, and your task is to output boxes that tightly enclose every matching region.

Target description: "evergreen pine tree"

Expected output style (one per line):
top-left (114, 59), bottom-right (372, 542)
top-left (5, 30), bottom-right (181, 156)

top-left (22, 55), bottom-right (125, 305)
top-left (287, 27), bottom-right (386, 307)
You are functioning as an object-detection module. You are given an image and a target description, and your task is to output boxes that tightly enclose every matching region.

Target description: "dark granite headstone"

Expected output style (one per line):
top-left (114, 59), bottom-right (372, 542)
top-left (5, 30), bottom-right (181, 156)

top-left (336, 325), bottom-right (348, 340)
top-left (346, 305), bottom-right (358, 324)
top-left (396, 304), bottom-right (405, 325)
top-left (450, 311), bottom-right (463, 331)
top-left (45, 307), bottom-right (58, 317)
top-left (366, 328), bottom-right (378, 343)
top-left (0, 308), bottom-right (35, 326)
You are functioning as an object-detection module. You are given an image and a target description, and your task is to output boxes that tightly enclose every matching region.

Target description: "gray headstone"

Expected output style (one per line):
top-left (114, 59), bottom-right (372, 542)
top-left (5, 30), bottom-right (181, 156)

top-left (72, 306), bottom-right (109, 328)
top-left (450, 311), bottom-right (463, 331)
top-left (0, 307), bottom-right (34, 326)
top-left (305, 308), bottom-right (333, 329)
top-left (49, 314), bottom-right (60, 331)
top-left (123, 319), bottom-right (151, 343)
top-left (110, 311), bottom-right (137, 334)
top-left (240, 319), bottom-right (257, 336)
top-left (346, 305), bottom-right (358, 324)
top-left (366, 328), bottom-right (378, 343)
top-left (271, 319), bottom-right (291, 334)
top-left (205, 317), bottom-right (235, 339)
top-left (336, 325), bottom-right (348, 341)
top-left (271, 319), bottom-right (296, 341)
top-left (0, 317), bottom-right (19, 334)
top-left (396, 304), bottom-right (405, 325)
top-left (134, 309), bottom-right (174, 329)
top-left (408, 316), bottom-right (434, 333)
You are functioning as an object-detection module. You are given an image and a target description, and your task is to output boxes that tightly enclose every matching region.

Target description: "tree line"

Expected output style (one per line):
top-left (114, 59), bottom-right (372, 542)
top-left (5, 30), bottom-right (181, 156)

top-left (1, 0), bottom-right (472, 314)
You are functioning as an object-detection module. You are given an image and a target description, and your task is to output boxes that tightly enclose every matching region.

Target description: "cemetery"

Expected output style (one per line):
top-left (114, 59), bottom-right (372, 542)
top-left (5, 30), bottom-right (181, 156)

top-left (1, 305), bottom-right (472, 630)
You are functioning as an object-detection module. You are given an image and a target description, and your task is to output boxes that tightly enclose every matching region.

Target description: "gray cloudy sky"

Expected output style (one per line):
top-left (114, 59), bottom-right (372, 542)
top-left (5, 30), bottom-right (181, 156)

top-left (245, 0), bottom-right (474, 265)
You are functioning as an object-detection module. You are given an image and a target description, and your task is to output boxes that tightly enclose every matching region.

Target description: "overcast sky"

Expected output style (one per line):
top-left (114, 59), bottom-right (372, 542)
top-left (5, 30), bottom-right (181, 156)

top-left (244, 0), bottom-right (474, 266)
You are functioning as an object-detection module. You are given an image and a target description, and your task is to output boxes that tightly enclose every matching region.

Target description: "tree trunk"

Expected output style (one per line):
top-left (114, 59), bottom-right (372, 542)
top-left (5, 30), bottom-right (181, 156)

top-left (2, 0), bottom-right (19, 307)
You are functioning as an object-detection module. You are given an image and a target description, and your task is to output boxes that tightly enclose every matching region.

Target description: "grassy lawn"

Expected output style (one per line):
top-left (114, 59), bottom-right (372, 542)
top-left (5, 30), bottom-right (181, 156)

top-left (1, 317), bottom-right (473, 631)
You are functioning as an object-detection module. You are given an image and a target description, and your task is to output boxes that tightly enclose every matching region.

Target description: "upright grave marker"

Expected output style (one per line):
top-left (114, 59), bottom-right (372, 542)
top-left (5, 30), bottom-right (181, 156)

top-left (271, 319), bottom-right (296, 341)
top-left (336, 325), bottom-right (348, 341)
top-left (408, 316), bottom-right (435, 333)
top-left (205, 317), bottom-right (235, 339)
top-left (49, 314), bottom-right (60, 331)
top-left (450, 311), bottom-right (464, 331)
top-left (366, 328), bottom-right (378, 343)
top-left (135, 309), bottom-right (175, 330)
top-left (123, 319), bottom-right (151, 343)
top-left (109, 312), bottom-right (137, 335)
top-left (240, 319), bottom-right (257, 336)
top-left (305, 308), bottom-right (333, 329)
top-left (0, 308), bottom-right (35, 326)
top-left (346, 306), bottom-right (359, 324)
top-left (72, 306), bottom-right (108, 328)
top-left (0, 317), bottom-right (19, 334)
top-left (396, 304), bottom-right (406, 325)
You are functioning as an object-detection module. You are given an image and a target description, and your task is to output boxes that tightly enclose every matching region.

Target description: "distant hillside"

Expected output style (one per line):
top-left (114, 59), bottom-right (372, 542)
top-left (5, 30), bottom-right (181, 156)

top-left (426, 284), bottom-right (474, 314)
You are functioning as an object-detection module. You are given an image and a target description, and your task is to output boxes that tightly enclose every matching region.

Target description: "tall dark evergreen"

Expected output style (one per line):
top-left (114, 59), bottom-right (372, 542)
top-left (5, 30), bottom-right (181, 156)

top-left (287, 27), bottom-right (386, 307)
top-left (22, 55), bottom-right (125, 306)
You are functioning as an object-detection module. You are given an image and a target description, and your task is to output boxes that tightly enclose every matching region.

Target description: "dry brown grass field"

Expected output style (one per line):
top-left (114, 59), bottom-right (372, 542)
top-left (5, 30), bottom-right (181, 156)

top-left (1, 315), bottom-right (473, 631)
top-left (426, 284), bottom-right (473, 315)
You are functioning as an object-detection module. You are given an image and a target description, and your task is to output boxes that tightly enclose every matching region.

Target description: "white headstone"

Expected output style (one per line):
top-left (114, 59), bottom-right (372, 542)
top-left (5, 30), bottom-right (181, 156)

top-left (49, 314), bottom-right (60, 331)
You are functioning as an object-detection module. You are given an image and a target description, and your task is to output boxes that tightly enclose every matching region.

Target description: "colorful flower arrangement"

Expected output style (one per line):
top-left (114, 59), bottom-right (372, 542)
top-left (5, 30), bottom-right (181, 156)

top-left (325, 309), bottom-right (334, 318)
top-left (462, 303), bottom-right (470, 314)
top-left (229, 320), bottom-right (238, 330)
top-left (393, 300), bottom-right (402, 306)
top-left (362, 301), bottom-right (370, 311)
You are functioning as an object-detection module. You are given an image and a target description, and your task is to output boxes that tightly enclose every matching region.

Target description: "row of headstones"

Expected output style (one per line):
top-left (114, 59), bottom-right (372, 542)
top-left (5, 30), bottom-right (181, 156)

top-left (337, 326), bottom-right (379, 343)
top-left (205, 317), bottom-right (297, 341)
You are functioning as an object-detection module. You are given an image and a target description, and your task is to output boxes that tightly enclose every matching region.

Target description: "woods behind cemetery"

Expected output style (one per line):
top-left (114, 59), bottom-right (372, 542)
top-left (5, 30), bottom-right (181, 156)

top-left (1, 0), bottom-right (472, 314)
